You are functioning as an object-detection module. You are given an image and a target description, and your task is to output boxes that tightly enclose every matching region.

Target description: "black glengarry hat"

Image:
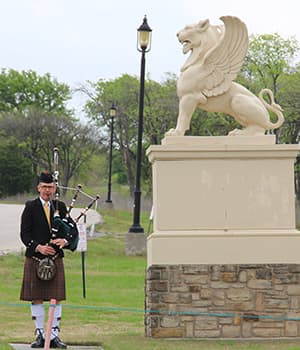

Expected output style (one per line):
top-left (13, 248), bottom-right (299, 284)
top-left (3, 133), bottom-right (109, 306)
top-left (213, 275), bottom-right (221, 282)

top-left (39, 171), bottom-right (54, 184)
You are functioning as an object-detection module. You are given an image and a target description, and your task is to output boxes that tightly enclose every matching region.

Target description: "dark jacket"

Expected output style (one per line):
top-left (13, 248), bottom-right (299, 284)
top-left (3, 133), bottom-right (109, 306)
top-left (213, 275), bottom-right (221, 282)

top-left (20, 198), bottom-right (78, 258)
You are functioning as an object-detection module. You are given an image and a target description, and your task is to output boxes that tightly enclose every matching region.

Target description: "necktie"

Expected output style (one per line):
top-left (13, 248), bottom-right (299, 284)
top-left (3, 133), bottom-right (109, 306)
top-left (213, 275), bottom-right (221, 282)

top-left (44, 201), bottom-right (51, 226)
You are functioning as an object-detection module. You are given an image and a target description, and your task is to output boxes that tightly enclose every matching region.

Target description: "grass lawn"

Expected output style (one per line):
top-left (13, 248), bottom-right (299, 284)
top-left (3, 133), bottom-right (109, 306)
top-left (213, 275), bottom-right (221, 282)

top-left (1, 209), bottom-right (300, 349)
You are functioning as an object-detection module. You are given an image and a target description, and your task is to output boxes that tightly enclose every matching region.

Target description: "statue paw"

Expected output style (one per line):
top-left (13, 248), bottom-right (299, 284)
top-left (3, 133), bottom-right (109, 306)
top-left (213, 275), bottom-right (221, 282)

top-left (165, 128), bottom-right (184, 136)
top-left (228, 126), bottom-right (266, 136)
top-left (228, 128), bottom-right (241, 136)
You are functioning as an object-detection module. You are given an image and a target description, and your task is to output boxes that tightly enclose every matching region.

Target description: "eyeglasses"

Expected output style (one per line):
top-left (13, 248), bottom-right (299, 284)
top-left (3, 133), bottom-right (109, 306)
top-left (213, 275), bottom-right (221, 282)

top-left (39, 185), bottom-right (55, 190)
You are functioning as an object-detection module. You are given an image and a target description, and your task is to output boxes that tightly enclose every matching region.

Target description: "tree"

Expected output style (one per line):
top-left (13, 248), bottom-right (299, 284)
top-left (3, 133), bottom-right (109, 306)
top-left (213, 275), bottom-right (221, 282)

top-left (241, 33), bottom-right (299, 97)
top-left (238, 33), bottom-right (300, 142)
top-left (143, 73), bottom-right (179, 144)
top-left (42, 115), bottom-right (102, 190)
top-left (277, 69), bottom-right (300, 199)
top-left (0, 107), bottom-right (102, 191)
top-left (275, 70), bottom-right (300, 143)
top-left (84, 74), bottom-right (140, 193)
top-left (83, 73), bottom-right (179, 194)
top-left (0, 108), bottom-right (52, 176)
top-left (0, 68), bottom-right (103, 192)
top-left (0, 140), bottom-right (33, 197)
top-left (0, 68), bottom-right (71, 114)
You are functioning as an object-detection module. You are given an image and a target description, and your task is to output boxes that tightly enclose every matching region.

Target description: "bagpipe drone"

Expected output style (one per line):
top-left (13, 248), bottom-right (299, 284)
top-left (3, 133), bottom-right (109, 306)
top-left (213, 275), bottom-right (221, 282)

top-left (50, 147), bottom-right (99, 251)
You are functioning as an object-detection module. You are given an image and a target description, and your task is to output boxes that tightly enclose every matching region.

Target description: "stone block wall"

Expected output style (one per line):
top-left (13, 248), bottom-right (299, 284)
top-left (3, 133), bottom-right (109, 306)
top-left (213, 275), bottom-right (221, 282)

top-left (145, 264), bottom-right (300, 338)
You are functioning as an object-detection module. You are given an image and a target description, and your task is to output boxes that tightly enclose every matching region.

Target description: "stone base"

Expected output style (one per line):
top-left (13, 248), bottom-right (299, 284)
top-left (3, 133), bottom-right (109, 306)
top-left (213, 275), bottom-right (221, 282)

top-left (145, 264), bottom-right (300, 338)
top-left (103, 201), bottom-right (114, 209)
top-left (145, 136), bottom-right (300, 338)
top-left (125, 232), bottom-right (146, 256)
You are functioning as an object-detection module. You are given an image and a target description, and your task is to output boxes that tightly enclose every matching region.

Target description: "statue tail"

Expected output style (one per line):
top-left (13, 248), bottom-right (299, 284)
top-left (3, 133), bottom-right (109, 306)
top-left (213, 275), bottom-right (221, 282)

top-left (258, 88), bottom-right (284, 129)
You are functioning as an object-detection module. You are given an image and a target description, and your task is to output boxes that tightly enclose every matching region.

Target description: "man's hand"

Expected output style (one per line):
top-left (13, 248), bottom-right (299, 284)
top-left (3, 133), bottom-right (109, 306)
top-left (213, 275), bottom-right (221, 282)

top-left (50, 238), bottom-right (68, 249)
top-left (37, 244), bottom-right (56, 256)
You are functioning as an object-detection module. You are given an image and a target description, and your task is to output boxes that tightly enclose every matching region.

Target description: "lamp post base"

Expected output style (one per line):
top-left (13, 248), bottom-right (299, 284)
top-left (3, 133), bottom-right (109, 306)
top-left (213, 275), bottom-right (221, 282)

top-left (128, 224), bottom-right (144, 233)
top-left (104, 200), bottom-right (113, 209)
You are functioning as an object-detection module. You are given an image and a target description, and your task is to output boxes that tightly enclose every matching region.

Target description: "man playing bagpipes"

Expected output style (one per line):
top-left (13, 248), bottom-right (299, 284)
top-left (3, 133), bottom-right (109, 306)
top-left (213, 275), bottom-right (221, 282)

top-left (20, 171), bottom-right (78, 348)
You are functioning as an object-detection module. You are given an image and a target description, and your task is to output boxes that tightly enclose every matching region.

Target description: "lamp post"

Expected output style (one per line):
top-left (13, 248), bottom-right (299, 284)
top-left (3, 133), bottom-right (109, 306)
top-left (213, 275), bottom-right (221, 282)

top-left (105, 103), bottom-right (117, 203)
top-left (129, 16), bottom-right (152, 233)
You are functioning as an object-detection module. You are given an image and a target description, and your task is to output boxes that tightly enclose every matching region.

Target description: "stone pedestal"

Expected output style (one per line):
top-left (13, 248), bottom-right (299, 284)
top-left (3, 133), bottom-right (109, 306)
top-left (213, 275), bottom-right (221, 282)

top-left (125, 232), bottom-right (146, 256)
top-left (145, 135), bottom-right (300, 338)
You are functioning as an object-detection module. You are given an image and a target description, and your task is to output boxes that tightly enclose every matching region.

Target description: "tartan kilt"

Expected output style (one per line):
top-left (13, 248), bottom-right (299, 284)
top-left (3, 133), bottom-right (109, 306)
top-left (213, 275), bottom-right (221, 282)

top-left (20, 256), bottom-right (66, 301)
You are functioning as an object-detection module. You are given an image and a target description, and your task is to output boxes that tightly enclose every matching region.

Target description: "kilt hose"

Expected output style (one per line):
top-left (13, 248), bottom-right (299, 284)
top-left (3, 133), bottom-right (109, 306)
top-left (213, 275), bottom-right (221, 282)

top-left (20, 257), bottom-right (66, 301)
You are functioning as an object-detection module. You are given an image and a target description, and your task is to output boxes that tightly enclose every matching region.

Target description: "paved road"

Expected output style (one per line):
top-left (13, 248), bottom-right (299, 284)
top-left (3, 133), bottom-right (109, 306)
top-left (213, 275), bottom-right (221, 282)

top-left (0, 203), bottom-right (102, 254)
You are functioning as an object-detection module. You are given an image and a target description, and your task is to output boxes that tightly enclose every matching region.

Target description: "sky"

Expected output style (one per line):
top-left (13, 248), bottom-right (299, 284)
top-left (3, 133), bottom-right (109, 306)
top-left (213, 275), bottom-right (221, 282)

top-left (1, 0), bottom-right (300, 115)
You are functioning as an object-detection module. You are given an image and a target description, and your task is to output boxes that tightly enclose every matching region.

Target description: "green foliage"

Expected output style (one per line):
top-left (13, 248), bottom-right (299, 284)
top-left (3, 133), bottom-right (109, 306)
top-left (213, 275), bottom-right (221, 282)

top-left (143, 72), bottom-right (179, 144)
top-left (83, 73), bottom-right (179, 194)
top-left (85, 74), bottom-right (141, 193)
top-left (73, 153), bottom-right (107, 189)
top-left (0, 140), bottom-right (33, 197)
top-left (112, 151), bottom-right (128, 184)
top-left (277, 69), bottom-right (300, 144)
top-left (0, 68), bottom-right (103, 192)
top-left (240, 33), bottom-right (300, 96)
top-left (0, 107), bottom-right (102, 191)
top-left (0, 68), bottom-right (71, 114)
top-left (238, 33), bottom-right (300, 145)
top-left (189, 111), bottom-right (239, 137)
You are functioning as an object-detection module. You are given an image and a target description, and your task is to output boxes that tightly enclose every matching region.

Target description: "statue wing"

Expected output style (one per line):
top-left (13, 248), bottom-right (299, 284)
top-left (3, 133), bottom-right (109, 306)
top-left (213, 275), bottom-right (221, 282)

top-left (202, 16), bottom-right (248, 97)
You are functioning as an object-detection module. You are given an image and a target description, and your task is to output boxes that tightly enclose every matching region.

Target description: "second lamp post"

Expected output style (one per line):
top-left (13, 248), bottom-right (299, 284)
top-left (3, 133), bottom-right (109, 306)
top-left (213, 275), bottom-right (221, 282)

top-left (105, 103), bottom-right (117, 204)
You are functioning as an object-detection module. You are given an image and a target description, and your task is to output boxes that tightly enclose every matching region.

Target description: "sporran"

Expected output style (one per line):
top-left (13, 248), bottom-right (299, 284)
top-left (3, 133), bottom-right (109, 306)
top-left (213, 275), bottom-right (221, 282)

top-left (35, 257), bottom-right (57, 281)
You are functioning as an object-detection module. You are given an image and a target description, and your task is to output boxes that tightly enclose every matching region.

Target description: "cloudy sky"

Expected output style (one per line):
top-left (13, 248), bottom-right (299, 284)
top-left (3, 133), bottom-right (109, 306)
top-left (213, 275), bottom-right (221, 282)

top-left (1, 0), bottom-right (299, 114)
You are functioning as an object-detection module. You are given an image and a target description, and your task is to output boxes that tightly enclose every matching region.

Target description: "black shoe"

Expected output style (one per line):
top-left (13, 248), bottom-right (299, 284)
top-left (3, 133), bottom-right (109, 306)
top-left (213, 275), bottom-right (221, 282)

top-left (50, 336), bottom-right (67, 349)
top-left (31, 330), bottom-right (44, 348)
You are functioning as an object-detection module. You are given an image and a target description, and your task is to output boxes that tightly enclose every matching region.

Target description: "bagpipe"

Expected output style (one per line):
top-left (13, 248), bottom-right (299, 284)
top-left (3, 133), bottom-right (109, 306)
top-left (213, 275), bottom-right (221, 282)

top-left (50, 147), bottom-right (99, 251)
